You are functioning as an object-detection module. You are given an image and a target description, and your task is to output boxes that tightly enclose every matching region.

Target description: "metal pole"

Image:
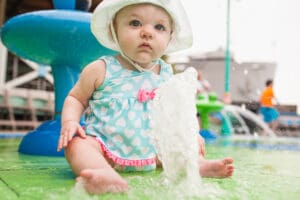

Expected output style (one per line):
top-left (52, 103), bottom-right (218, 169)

top-left (224, 0), bottom-right (231, 103)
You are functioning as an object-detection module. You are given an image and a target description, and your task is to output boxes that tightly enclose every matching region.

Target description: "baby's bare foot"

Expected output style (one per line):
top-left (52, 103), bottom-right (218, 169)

top-left (199, 157), bottom-right (234, 178)
top-left (76, 168), bottom-right (128, 194)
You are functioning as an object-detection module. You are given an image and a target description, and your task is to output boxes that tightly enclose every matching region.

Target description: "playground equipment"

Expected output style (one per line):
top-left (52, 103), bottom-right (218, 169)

top-left (1, 0), bottom-right (116, 156)
top-left (196, 93), bottom-right (225, 140)
top-left (196, 93), bottom-right (223, 130)
top-left (196, 93), bottom-right (275, 140)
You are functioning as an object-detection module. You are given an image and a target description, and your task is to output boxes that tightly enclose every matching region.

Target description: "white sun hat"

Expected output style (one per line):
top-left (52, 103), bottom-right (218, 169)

top-left (91, 0), bottom-right (193, 54)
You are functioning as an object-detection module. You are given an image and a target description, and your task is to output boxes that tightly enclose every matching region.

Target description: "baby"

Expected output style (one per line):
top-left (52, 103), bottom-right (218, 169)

top-left (57, 0), bottom-right (234, 194)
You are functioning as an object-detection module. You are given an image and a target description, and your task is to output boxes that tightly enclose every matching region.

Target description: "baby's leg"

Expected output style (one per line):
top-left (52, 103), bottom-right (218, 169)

top-left (65, 136), bottom-right (128, 194)
top-left (199, 156), bottom-right (234, 178)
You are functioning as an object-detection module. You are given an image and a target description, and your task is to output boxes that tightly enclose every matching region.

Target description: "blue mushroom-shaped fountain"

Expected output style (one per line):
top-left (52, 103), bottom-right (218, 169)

top-left (0, 0), bottom-right (116, 156)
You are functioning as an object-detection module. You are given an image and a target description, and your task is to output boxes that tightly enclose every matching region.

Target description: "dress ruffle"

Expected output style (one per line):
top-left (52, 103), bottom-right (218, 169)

top-left (96, 138), bottom-right (156, 167)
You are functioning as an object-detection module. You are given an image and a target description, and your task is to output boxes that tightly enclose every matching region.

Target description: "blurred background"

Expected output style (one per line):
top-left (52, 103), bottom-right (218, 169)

top-left (0, 0), bottom-right (300, 136)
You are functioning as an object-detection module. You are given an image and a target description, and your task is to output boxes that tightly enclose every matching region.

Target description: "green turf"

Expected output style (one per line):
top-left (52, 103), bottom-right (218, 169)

top-left (0, 138), bottom-right (299, 200)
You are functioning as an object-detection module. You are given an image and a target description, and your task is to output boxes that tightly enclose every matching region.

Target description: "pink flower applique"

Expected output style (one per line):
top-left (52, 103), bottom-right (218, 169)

top-left (137, 88), bottom-right (156, 103)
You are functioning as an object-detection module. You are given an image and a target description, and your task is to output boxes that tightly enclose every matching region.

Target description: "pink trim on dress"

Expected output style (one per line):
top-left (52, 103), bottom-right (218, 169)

top-left (95, 137), bottom-right (156, 167)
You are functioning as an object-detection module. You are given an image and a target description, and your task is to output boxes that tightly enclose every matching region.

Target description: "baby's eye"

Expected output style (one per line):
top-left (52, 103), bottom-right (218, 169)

top-left (129, 20), bottom-right (142, 27)
top-left (154, 24), bottom-right (166, 31)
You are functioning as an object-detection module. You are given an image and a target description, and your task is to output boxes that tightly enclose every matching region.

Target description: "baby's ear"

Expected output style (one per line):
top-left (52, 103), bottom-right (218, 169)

top-left (167, 32), bottom-right (174, 47)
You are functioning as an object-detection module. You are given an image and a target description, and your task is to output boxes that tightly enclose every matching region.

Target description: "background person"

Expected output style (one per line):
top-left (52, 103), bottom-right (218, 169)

top-left (196, 69), bottom-right (212, 97)
top-left (259, 79), bottom-right (279, 131)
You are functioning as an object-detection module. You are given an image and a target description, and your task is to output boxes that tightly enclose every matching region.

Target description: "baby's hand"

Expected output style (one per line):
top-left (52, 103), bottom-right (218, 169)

top-left (57, 121), bottom-right (86, 152)
top-left (198, 135), bottom-right (206, 156)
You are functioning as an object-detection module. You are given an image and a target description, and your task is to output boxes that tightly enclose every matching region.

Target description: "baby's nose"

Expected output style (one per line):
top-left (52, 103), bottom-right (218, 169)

top-left (140, 25), bottom-right (153, 39)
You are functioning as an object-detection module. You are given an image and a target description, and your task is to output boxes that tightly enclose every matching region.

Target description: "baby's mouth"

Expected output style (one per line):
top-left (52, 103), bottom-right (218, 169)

top-left (139, 43), bottom-right (152, 50)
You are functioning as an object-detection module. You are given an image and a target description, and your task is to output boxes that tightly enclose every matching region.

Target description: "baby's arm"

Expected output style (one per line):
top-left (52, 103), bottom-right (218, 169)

top-left (57, 60), bottom-right (106, 151)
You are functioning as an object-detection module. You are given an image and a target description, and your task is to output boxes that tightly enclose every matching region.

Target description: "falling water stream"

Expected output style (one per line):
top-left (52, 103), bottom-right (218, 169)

top-left (149, 67), bottom-right (209, 198)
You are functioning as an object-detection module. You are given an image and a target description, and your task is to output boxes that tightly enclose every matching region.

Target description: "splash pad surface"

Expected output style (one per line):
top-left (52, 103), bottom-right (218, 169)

top-left (0, 137), bottom-right (299, 200)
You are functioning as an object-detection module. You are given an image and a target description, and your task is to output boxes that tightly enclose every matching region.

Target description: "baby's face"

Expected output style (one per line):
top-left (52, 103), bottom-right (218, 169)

top-left (114, 3), bottom-right (173, 67)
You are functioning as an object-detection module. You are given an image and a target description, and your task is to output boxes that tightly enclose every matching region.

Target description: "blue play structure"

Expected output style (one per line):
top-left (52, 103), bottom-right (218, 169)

top-left (0, 0), bottom-right (116, 156)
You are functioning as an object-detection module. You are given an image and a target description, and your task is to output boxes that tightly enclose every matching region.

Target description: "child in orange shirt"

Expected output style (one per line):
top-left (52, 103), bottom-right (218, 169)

top-left (260, 79), bottom-right (279, 131)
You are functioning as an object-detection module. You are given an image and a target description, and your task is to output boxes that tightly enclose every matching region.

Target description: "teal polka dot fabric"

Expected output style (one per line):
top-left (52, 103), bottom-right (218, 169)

top-left (85, 55), bottom-right (173, 170)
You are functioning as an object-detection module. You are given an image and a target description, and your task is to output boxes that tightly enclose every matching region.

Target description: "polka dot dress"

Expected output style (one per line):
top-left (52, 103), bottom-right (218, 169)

top-left (85, 55), bottom-right (173, 171)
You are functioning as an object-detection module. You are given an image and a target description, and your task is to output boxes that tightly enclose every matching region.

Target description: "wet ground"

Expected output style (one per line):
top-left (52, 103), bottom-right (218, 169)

top-left (0, 137), bottom-right (300, 200)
